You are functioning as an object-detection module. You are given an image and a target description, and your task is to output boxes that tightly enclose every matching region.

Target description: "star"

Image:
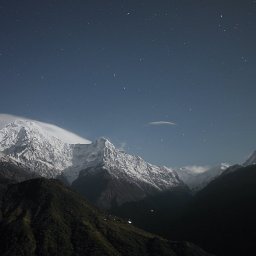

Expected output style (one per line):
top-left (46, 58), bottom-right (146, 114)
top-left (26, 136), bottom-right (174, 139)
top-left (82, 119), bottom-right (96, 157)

top-left (241, 56), bottom-right (248, 63)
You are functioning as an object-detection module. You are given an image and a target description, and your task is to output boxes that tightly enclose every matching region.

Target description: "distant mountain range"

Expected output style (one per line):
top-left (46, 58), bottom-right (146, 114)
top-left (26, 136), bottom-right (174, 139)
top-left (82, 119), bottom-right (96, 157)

top-left (176, 151), bottom-right (256, 191)
top-left (176, 163), bottom-right (230, 191)
top-left (0, 115), bottom-right (256, 255)
top-left (0, 117), bottom-right (185, 208)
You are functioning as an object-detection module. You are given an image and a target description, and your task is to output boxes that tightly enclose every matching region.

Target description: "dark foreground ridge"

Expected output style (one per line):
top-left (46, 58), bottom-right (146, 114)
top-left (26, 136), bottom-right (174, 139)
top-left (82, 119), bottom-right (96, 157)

top-left (112, 164), bottom-right (256, 256)
top-left (0, 178), bottom-right (212, 256)
top-left (172, 164), bottom-right (256, 256)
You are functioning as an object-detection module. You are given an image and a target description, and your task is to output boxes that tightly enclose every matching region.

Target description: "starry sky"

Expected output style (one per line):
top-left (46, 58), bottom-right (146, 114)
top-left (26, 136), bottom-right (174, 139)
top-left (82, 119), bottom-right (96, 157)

top-left (0, 0), bottom-right (256, 167)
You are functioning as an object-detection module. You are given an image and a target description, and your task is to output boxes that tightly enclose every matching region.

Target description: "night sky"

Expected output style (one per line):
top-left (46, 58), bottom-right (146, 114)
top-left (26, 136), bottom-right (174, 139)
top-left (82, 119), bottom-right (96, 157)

top-left (0, 0), bottom-right (256, 167)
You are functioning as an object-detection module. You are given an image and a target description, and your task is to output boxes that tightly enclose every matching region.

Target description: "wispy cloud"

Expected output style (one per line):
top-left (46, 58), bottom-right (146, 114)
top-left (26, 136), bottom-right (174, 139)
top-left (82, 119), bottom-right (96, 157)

top-left (0, 113), bottom-right (91, 144)
top-left (183, 165), bottom-right (209, 174)
top-left (148, 121), bottom-right (176, 126)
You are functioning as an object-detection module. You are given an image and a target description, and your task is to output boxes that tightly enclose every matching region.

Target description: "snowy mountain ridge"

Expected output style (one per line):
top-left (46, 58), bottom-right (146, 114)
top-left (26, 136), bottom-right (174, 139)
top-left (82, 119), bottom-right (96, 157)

top-left (176, 163), bottom-right (230, 191)
top-left (0, 118), bottom-right (181, 191)
top-left (52, 136), bottom-right (181, 188)
top-left (0, 120), bottom-right (74, 177)
top-left (177, 150), bottom-right (256, 191)
top-left (65, 137), bottom-right (180, 188)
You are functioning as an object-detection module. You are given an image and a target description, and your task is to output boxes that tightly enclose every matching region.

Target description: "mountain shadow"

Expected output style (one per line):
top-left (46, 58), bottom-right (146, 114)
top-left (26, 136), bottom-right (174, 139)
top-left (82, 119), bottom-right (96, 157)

top-left (0, 159), bottom-right (38, 217)
top-left (169, 164), bottom-right (256, 256)
top-left (110, 187), bottom-right (192, 236)
top-left (0, 178), bottom-right (212, 256)
top-left (110, 165), bottom-right (256, 256)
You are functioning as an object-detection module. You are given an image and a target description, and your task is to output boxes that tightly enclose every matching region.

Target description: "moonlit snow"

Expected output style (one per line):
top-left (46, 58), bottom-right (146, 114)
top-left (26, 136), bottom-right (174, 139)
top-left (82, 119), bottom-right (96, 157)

top-left (0, 115), bottom-right (182, 189)
top-left (0, 114), bottom-right (91, 144)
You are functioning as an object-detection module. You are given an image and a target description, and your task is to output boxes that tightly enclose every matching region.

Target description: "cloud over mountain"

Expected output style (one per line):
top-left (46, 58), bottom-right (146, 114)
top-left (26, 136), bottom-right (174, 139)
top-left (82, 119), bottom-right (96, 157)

top-left (0, 114), bottom-right (91, 144)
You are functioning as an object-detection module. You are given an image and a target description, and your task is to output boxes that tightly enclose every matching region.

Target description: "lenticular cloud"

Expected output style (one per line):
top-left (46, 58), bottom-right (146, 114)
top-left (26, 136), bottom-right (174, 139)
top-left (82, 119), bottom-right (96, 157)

top-left (148, 121), bottom-right (176, 126)
top-left (0, 114), bottom-right (91, 144)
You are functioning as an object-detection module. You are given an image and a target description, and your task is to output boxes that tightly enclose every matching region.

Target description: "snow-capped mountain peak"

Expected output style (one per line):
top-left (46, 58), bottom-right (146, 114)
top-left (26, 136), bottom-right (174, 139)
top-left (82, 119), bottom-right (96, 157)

top-left (63, 136), bottom-right (181, 189)
top-left (0, 114), bottom-right (91, 144)
top-left (0, 119), bottom-right (74, 177)
top-left (0, 116), bottom-right (184, 209)
top-left (69, 137), bottom-right (184, 208)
